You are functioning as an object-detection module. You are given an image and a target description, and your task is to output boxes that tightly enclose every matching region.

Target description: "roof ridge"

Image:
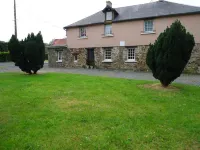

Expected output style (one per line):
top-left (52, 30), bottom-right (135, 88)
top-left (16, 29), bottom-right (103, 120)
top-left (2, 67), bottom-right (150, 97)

top-left (113, 1), bottom-right (157, 10)
top-left (162, 0), bottom-right (200, 7)
top-left (64, 0), bottom-right (200, 29)
top-left (113, 1), bottom-right (200, 10)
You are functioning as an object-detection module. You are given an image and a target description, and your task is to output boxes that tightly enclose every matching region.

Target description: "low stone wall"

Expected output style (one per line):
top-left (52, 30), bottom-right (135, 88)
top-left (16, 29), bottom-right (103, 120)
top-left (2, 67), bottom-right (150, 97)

top-left (93, 46), bottom-right (149, 71)
top-left (48, 44), bottom-right (200, 74)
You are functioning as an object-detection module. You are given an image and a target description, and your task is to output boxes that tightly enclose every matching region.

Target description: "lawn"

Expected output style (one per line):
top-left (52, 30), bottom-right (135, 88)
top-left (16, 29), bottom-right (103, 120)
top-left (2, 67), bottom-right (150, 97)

top-left (0, 73), bottom-right (199, 150)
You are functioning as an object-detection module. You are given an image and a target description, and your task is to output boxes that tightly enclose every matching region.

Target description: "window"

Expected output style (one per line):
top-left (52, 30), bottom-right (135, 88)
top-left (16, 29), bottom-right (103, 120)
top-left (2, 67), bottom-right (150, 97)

top-left (79, 27), bottom-right (86, 37)
top-left (144, 20), bottom-right (153, 32)
top-left (106, 12), bottom-right (112, 20)
top-left (57, 51), bottom-right (62, 62)
top-left (127, 48), bottom-right (135, 61)
top-left (74, 55), bottom-right (78, 62)
top-left (104, 49), bottom-right (112, 60)
top-left (104, 24), bottom-right (112, 35)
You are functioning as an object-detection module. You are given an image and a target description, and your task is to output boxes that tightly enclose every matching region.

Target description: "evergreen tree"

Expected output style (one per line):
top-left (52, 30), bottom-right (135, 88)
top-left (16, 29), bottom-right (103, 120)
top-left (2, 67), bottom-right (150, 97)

top-left (8, 35), bottom-right (21, 63)
top-left (146, 20), bottom-right (195, 87)
top-left (8, 32), bottom-right (45, 74)
top-left (0, 41), bottom-right (8, 52)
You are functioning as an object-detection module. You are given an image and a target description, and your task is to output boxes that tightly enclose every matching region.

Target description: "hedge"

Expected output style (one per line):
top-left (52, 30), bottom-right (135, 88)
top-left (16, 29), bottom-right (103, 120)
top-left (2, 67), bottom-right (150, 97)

top-left (0, 51), bottom-right (11, 62)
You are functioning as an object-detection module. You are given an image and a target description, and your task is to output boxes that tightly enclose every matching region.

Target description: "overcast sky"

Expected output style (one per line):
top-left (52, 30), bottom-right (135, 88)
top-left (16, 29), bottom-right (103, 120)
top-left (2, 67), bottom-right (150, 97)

top-left (0, 0), bottom-right (200, 43)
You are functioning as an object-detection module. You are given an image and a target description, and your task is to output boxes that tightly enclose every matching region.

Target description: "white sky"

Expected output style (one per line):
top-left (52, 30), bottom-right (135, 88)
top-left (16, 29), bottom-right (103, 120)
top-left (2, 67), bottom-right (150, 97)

top-left (0, 0), bottom-right (200, 43)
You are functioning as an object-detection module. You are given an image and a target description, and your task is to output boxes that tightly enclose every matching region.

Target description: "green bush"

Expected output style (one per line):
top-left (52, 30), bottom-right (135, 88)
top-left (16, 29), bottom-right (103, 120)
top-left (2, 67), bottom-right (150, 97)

top-left (146, 20), bottom-right (195, 87)
top-left (0, 41), bottom-right (8, 52)
top-left (0, 52), bottom-right (11, 62)
top-left (8, 32), bottom-right (45, 74)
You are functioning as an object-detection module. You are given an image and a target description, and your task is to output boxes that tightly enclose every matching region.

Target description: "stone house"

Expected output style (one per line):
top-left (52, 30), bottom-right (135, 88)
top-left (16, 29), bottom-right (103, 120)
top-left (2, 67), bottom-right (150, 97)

top-left (48, 38), bottom-right (68, 68)
top-left (49, 0), bottom-right (200, 73)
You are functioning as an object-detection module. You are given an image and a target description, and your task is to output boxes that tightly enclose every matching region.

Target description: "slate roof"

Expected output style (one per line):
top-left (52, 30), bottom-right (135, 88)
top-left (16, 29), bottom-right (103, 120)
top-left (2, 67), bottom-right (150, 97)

top-left (64, 0), bottom-right (200, 29)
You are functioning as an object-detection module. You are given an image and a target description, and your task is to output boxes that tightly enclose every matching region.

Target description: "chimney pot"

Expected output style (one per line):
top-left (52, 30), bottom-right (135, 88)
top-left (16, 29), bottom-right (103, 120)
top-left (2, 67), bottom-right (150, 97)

top-left (106, 1), bottom-right (112, 7)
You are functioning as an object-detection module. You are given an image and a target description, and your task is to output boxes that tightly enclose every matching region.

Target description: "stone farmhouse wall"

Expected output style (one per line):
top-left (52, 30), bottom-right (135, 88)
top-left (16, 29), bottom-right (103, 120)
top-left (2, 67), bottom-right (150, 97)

top-left (48, 44), bottom-right (200, 74)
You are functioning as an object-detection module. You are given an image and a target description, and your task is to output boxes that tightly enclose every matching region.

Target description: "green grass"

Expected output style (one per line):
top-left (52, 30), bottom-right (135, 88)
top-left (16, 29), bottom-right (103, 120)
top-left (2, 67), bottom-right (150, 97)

top-left (0, 73), bottom-right (199, 150)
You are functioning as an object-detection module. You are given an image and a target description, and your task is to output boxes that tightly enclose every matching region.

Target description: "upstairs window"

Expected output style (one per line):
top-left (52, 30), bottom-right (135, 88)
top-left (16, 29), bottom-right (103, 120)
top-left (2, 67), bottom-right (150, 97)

top-left (104, 24), bottom-right (112, 35)
top-left (79, 27), bottom-right (86, 37)
top-left (144, 20), bottom-right (153, 32)
top-left (106, 12), bottom-right (112, 20)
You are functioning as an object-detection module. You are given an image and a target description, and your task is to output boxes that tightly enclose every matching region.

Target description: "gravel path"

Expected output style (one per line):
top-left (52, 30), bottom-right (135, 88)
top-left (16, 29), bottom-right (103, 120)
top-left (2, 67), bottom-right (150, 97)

top-left (1, 62), bottom-right (200, 86)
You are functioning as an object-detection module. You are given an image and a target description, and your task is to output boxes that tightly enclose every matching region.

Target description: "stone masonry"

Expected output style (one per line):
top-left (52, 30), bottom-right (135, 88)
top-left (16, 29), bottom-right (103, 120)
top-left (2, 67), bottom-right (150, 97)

top-left (48, 44), bottom-right (200, 74)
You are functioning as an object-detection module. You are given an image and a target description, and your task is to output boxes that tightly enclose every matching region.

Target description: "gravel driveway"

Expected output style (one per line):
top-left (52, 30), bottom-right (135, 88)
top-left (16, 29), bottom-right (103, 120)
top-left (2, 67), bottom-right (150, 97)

top-left (1, 62), bottom-right (200, 86)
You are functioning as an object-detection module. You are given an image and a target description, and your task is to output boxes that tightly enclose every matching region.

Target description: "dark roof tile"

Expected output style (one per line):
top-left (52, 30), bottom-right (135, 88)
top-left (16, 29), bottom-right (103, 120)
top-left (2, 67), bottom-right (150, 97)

top-left (64, 1), bottom-right (200, 28)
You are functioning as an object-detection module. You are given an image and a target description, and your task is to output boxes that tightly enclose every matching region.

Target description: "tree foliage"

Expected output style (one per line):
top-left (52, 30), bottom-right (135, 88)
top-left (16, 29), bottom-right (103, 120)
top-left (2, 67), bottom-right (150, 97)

top-left (146, 20), bottom-right (195, 87)
top-left (0, 41), bottom-right (8, 52)
top-left (8, 32), bottom-right (45, 74)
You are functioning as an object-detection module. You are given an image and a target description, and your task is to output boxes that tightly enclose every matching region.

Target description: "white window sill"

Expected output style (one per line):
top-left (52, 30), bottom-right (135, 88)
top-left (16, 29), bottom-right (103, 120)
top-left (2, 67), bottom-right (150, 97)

top-left (77, 36), bottom-right (88, 40)
top-left (102, 34), bottom-right (114, 38)
top-left (56, 60), bottom-right (63, 63)
top-left (102, 59), bottom-right (113, 63)
top-left (141, 31), bottom-right (156, 35)
top-left (74, 60), bottom-right (78, 63)
top-left (125, 60), bottom-right (137, 63)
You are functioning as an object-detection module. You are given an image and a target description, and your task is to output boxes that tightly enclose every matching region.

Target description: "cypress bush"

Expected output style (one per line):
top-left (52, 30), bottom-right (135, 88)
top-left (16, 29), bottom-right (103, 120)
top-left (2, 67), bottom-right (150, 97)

top-left (0, 41), bottom-right (8, 52)
top-left (8, 32), bottom-right (45, 74)
top-left (0, 52), bottom-right (11, 62)
top-left (146, 20), bottom-right (195, 87)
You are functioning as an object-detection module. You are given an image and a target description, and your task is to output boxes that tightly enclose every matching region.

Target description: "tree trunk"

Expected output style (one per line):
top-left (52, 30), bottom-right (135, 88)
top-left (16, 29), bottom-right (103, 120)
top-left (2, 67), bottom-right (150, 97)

top-left (160, 80), bottom-right (169, 88)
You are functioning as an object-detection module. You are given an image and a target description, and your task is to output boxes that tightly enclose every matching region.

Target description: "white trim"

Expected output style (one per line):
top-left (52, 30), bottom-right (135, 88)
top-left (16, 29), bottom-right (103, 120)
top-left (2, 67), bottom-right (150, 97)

top-left (141, 31), bottom-right (156, 35)
top-left (127, 48), bottom-right (136, 62)
top-left (104, 48), bottom-right (112, 60)
top-left (106, 12), bottom-right (112, 20)
top-left (125, 60), bottom-right (137, 63)
top-left (102, 59), bottom-right (113, 63)
top-left (79, 27), bottom-right (86, 38)
top-left (102, 34), bottom-right (114, 38)
top-left (56, 60), bottom-right (63, 63)
top-left (144, 20), bottom-right (154, 33)
top-left (104, 24), bottom-right (112, 35)
top-left (77, 36), bottom-right (88, 40)
top-left (74, 55), bottom-right (78, 62)
top-left (57, 51), bottom-right (63, 62)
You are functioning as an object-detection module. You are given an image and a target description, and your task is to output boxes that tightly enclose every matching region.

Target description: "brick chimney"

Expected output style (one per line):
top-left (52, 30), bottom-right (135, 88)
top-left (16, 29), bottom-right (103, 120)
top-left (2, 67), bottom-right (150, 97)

top-left (106, 1), bottom-right (112, 7)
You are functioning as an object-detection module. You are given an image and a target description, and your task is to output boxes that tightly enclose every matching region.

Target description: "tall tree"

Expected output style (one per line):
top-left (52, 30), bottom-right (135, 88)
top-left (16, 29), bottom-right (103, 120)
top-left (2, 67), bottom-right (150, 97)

top-left (8, 32), bottom-right (45, 74)
top-left (146, 20), bottom-right (195, 87)
top-left (0, 41), bottom-right (8, 52)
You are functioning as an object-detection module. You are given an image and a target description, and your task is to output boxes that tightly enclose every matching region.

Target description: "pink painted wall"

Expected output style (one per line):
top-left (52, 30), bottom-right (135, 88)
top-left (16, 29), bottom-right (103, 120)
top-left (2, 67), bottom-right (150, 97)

top-left (67, 14), bottom-right (200, 48)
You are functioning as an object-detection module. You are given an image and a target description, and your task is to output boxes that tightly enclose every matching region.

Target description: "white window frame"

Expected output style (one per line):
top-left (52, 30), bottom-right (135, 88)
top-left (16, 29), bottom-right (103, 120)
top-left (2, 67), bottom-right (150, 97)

top-left (57, 51), bottom-right (63, 62)
top-left (79, 27), bottom-right (86, 38)
top-left (104, 24), bottom-right (112, 35)
top-left (103, 48), bottom-right (112, 62)
top-left (106, 12), bottom-right (112, 20)
top-left (126, 48), bottom-right (136, 62)
top-left (144, 20), bottom-right (154, 33)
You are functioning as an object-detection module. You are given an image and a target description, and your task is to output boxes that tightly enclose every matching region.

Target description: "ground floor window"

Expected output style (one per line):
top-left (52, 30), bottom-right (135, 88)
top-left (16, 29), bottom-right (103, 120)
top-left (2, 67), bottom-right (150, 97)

top-left (104, 48), bottom-right (112, 60)
top-left (127, 48), bottom-right (135, 61)
top-left (74, 55), bottom-right (78, 62)
top-left (57, 51), bottom-right (63, 62)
